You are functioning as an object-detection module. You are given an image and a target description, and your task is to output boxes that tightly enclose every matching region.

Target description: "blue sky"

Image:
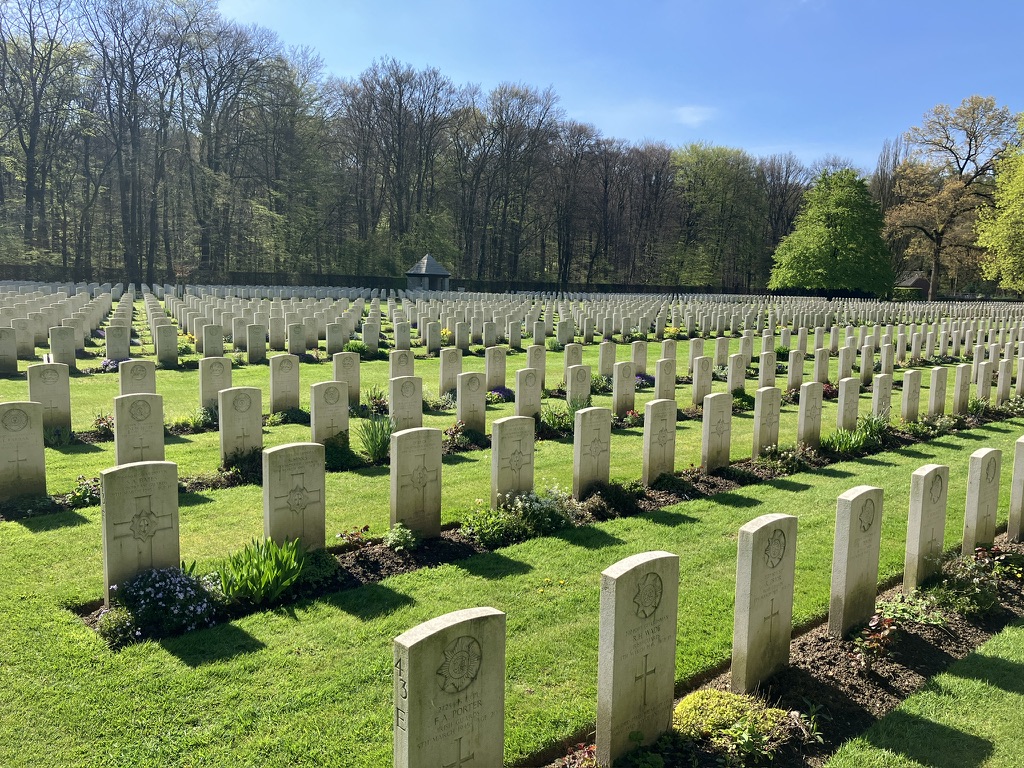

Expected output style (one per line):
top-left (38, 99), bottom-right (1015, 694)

top-left (218, 0), bottom-right (1023, 171)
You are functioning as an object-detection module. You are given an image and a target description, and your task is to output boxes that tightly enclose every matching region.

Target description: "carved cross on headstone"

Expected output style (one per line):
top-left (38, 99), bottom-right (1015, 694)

top-left (274, 471), bottom-right (321, 517)
top-left (236, 426), bottom-right (251, 452)
top-left (111, 495), bottom-right (170, 570)
top-left (442, 736), bottom-right (475, 768)
top-left (763, 597), bottom-right (780, 639)
top-left (400, 454), bottom-right (439, 512)
top-left (634, 652), bottom-right (657, 707)
top-left (133, 435), bottom-right (151, 461)
top-left (502, 432), bottom-right (533, 484)
top-left (7, 445), bottom-right (27, 479)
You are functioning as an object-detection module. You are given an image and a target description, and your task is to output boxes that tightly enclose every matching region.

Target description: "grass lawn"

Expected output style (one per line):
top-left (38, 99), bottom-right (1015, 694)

top-left (2, 410), bottom-right (1023, 766)
top-left (0, 304), bottom-right (1014, 766)
top-left (827, 621), bottom-right (1024, 768)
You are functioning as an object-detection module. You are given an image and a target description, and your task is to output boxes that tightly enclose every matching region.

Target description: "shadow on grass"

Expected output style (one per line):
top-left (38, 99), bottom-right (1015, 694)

top-left (353, 465), bottom-right (390, 479)
top-left (768, 478), bottom-right (812, 492)
top-left (553, 526), bottom-right (625, 549)
top-left (712, 492), bottom-right (762, 509)
top-left (643, 508), bottom-right (698, 527)
top-left (55, 441), bottom-right (104, 454)
top-left (164, 433), bottom-right (192, 445)
top-left (862, 710), bottom-right (992, 768)
top-left (15, 509), bottom-right (90, 531)
top-left (945, 652), bottom-right (1024, 696)
top-left (813, 466), bottom-right (856, 478)
top-left (178, 492), bottom-right (213, 507)
top-left (856, 456), bottom-right (897, 467)
top-left (442, 453), bottom-right (480, 465)
top-left (326, 582), bottom-right (415, 620)
top-left (162, 623), bottom-right (266, 667)
top-left (897, 447), bottom-right (933, 459)
top-left (456, 552), bottom-right (533, 579)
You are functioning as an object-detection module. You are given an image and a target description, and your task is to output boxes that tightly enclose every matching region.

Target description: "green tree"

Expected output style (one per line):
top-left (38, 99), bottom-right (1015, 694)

top-left (768, 168), bottom-right (893, 295)
top-left (886, 96), bottom-right (1019, 299)
top-left (978, 126), bottom-right (1024, 291)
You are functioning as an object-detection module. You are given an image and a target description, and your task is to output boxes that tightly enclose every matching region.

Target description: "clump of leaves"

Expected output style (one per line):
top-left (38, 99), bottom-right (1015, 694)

top-left (852, 613), bottom-right (898, 672)
top-left (774, 345), bottom-right (790, 358)
top-left (634, 372), bottom-right (655, 390)
top-left (102, 567), bottom-right (220, 647)
top-left (363, 384), bottom-right (389, 416)
top-left (264, 407), bottom-right (310, 426)
top-left (590, 374), bottom-right (612, 394)
top-left (335, 524), bottom-right (372, 550)
top-left (65, 475), bottom-right (101, 508)
top-left (343, 339), bottom-right (370, 359)
top-left (43, 425), bottom-right (73, 447)
top-left (461, 488), bottom-right (581, 549)
top-left (423, 390), bottom-right (456, 412)
top-left (486, 385), bottom-right (515, 404)
top-left (820, 415), bottom-right (896, 459)
top-left (751, 444), bottom-right (825, 478)
top-left (538, 404), bottom-right (573, 438)
top-left (544, 336), bottom-right (563, 352)
top-left (672, 690), bottom-right (789, 765)
top-left (357, 415), bottom-right (393, 464)
top-left (324, 431), bottom-right (365, 471)
top-left (216, 537), bottom-right (306, 607)
top-left (222, 446), bottom-right (263, 484)
top-left (383, 522), bottom-right (420, 553)
top-left (92, 412), bottom-right (114, 439)
top-left (613, 409), bottom-right (644, 428)
top-left (167, 406), bottom-right (218, 434)
top-left (568, 393), bottom-right (592, 416)
top-left (928, 550), bottom-right (1004, 618)
top-left (441, 420), bottom-right (488, 453)
top-left (731, 387), bottom-right (755, 412)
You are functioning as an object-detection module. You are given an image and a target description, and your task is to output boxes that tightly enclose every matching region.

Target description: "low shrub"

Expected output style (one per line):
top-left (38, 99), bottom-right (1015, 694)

top-left (545, 337), bottom-right (563, 352)
top-left (106, 567), bottom-right (220, 644)
top-left (634, 372), bottom-right (655, 390)
top-left (461, 488), bottom-right (580, 549)
top-left (424, 390), bottom-right (457, 412)
top-left (43, 425), bottom-right (73, 447)
top-left (324, 431), bottom-right (365, 471)
top-left (538, 404), bottom-right (573, 438)
top-left (486, 386), bottom-right (515, 404)
top-left (590, 374), bottom-right (612, 395)
top-left (216, 537), bottom-right (306, 607)
top-left (383, 522), bottom-right (420, 553)
top-left (222, 446), bottom-right (263, 484)
top-left (672, 689), bottom-right (789, 764)
top-left (442, 420), bottom-right (489, 453)
top-left (66, 475), bottom-right (101, 508)
top-left (92, 412), bottom-right (114, 439)
top-left (357, 415), bottom-right (393, 464)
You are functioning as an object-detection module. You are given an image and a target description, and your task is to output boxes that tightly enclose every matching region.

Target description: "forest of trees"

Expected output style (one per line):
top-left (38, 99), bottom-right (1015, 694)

top-left (1, 0), bottom-right (1020, 295)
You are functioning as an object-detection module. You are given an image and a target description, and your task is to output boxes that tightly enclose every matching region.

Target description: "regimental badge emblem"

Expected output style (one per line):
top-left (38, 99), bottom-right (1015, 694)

top-left (233, 393), bottom-right (252, 413)
top-left (401, 380), bottom-right (415, 398)
top-left (129, 400), bottom-right (151, 422)
top-left (859, 498), bottom-right (876, 533)
top-left (324, 386), bottom-right (340, 405)
top-left (764, 528), bottom-right (786, 568)
top-left (633, 572), bottom-right (663, 618)
top-left (929, 474), bottom-right (944, 504)
top-left (985, 457), bottom-right (998, 483)
top-left (2, 408), bottom-right (28, 432)
top-left (436, 635), bottom-right (481, 693)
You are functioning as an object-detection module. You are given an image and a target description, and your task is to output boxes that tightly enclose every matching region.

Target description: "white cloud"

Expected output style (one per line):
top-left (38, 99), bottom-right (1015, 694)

top-left (673, 105), bottom-right (718, 127)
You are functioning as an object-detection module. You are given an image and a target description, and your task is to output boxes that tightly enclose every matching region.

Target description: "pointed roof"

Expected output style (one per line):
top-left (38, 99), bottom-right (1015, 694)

top-left (406, 253), bottom-right (451, 277)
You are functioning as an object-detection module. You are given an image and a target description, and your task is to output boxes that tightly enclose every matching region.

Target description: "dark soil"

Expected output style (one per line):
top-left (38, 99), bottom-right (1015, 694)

top-left (543, 536), bottom-right (1024, 768)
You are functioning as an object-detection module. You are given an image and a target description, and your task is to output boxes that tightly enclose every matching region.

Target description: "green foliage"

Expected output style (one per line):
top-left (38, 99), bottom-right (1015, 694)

top-left (92, 412), bottom-right (114, 439)
top-left (590, 374), bottom-right (612, 394)
top-left (544, 337), bottom-right (563, 352)
top-left (66, 475), bottom-right (101, 508)
top-left (323, 431), bottom-right (365, 471)
top-left (568, 394), bottom-right (592, 416)
top-left (382, 523), bottom-right (420, 553)
top-left (357, 415), bottom-right (393, 464)
top-left (977, 120), bottom-right (1024, 291)
top-left (820, 415), bottom-right (895, 458)
top-left (672, 689), bottom-right (789, 763)
top-left (96, 606), bottom-right (138, 650)
top-left (43, 425), bottom-right (73, 447)
top-left (108, 567), bottom-right (219, 642)
top-left (216, 538), bottom-right (306, 607)
top-left (222, 447), bottom-right (263, 484)
top-left (768, 168), bottom-right (894, 295)
top-left (539, 404), bottom-right (573, 436)
top-left (343, 340), bottom-right (370, 359)
top-left (461, 488), bottom-right (579, 549)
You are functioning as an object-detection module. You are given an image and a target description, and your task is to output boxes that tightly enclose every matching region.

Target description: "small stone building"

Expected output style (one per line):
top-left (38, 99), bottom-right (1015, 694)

top-left (405, 254), bottom-right (451, 292)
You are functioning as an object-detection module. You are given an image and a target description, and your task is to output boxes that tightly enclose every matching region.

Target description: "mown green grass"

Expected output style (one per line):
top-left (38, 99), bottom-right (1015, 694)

top-left (2, 409), bottom-right (1022, 766)
top-left (828, 621), bottom-right (1024, 767)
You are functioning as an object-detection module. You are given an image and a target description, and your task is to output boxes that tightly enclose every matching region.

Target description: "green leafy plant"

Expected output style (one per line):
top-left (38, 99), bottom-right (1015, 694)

top-left (544, 337), bottom-right (563, 352)
top-left (108, 567), bottom-right (220, 642)
top-left (43, 425), bottom-right (73, 447)
top-left (216, 537), bottom-right (306, 607)
top-left (324, 431), bottom-right (364, 471)
top-left (852, 613), bottom-right (898, 671)
top-left (92, 412), bottom-right (114, 439)
top-left (672, 689), bottom-right (789, 764)
top-left (568, 393), bottom-right (592, 417)
top-left (383, 522), bottom-right (420, 553)
top-left (538, 404), bottom-right (573, 437)
top-left (357, 415), bottom-right (393, 464)
top-left (590, 374), bottom-right (612, 394)
top-left (65, 475), bottom-right (101, 508)
top-left (343, 339), bottom-right (369, 358)
top-left (335, 524), bottom-right (372, 550)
